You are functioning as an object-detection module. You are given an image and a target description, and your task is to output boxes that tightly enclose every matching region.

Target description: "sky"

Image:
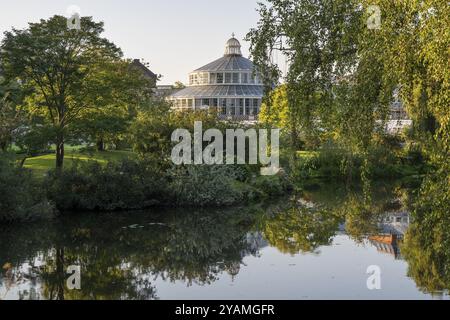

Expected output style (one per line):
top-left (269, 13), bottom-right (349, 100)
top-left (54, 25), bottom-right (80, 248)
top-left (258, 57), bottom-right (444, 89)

top-left (0, 0), bottom-right (264, 85)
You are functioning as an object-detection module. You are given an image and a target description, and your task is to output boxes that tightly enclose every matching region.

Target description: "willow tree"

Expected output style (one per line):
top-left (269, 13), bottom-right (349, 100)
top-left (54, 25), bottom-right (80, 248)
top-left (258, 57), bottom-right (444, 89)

top-left (384, 0), bottom-right (450, 292)
top-left (1, 15), bottom-right (124, 168)
top-left (246, 0), bottom-right (395, 155)
top-left (368, 0), bottom-right (449, 165)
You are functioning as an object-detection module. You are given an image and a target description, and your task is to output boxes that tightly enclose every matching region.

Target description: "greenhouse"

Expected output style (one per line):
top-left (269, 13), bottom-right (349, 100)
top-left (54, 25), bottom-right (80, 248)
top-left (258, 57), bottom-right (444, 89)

top-left (168, 35), bottom-right (264, 121)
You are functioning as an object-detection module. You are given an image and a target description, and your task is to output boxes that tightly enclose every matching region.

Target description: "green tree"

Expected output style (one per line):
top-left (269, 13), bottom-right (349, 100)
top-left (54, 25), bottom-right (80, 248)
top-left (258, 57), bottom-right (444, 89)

top-left (365, 0), bottom-right (449, 164)
top-left (246, 0), bottom-right (371, 150)
top-left (129, 100), bottom-right (174, 160)
top-left (173, 81), bottom-right (186, 89)
top-left (0, 78), bottom-right (24, 151)
top-left (72, 59), bottom-right (153, 151)
top-left (129, 100), bottom-right (221, 160)
top-left (1, 15), bottom-right (124, 168)
top-left (259, 84), bottom-right (289, 130)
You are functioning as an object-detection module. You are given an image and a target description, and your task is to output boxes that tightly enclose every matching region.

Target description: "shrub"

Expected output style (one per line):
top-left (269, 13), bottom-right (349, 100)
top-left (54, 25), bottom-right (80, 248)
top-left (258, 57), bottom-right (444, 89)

top-left (251, 175), bottom-right (290, 197)
top-left (45, 159), bottom-right (167, 211)
top-left (167, 165), bottom-right (245, 206)
top-left (0, 156), bottom-right (55, 222)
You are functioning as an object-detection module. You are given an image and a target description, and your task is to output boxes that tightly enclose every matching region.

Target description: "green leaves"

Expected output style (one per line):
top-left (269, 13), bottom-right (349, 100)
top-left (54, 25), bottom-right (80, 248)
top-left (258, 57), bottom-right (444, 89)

top-left (0, 15), bottom-right (131, 167)
top-left (0, 157), bottom-right (55, 222)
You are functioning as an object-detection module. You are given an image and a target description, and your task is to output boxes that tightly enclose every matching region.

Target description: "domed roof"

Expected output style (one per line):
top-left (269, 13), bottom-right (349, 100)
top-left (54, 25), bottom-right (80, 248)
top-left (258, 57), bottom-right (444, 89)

top-left (169, 35), bottom-right (264, 101)
top-left (225, 34), bottom-right (242, 56)
top-left (193, 34), bottom-right (254, 72)
top-left (193, 55), bottom-right (254, 72)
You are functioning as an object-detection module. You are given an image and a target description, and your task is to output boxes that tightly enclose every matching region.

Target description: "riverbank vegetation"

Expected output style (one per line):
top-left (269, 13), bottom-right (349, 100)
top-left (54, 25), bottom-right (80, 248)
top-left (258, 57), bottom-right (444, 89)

top-left (1, 1), bottom-right (448, 223)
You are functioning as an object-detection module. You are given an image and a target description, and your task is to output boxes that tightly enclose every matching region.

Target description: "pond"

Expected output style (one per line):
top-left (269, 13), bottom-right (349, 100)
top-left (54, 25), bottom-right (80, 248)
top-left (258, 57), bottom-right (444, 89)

top-left (1, 180), bottom-right (449, 300)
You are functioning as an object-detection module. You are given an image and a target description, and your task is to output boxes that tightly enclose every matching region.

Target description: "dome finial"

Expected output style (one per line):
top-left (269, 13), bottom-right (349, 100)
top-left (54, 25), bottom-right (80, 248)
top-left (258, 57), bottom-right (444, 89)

top-left (232, 32), bottom-right (235, 38)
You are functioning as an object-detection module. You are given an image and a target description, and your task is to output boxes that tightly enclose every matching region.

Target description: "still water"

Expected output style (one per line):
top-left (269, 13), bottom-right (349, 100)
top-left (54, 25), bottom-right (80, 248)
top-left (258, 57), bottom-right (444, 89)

top-left (1, 181), bottom-right (449, 300)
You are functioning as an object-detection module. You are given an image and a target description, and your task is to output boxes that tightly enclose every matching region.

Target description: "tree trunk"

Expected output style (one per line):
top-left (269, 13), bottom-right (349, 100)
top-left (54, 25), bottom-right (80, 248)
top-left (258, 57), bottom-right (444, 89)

top-left (56, 133), bottom-right (64, 169)
top-left (55, 247), bottom-right (65, 301)
top-left (0, 140), bottom-right (7, 152)
top-left (96, 138), bottom-right (104, 152)
top-left (19, 155), bottom-right (28, 168)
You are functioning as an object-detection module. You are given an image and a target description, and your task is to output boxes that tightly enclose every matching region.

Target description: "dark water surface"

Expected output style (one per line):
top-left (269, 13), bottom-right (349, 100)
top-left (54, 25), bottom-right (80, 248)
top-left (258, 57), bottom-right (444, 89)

top-left (1, 181), bottom-right (449, 300)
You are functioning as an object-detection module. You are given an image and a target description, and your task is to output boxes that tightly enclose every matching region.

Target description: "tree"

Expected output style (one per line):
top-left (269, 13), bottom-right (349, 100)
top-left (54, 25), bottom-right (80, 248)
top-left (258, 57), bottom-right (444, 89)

top-left (364, 0), bottom-right (449, 164)
top-left (129, 100), bottom-right (221, 161)
top-left (1, 15), bottom-right (125, 168)
top-left (0, 78), bottom-right (24, 151)
top-left (173, 81), bottom-right (186, 89)
top-left (246, 0), bottom-right (372, 151)
top-left (71, 59), bottom-right (153, 151)
top-left (247, 0), bottom-right (450, 189)
top-left (259, 84), bottom-right (289, 130)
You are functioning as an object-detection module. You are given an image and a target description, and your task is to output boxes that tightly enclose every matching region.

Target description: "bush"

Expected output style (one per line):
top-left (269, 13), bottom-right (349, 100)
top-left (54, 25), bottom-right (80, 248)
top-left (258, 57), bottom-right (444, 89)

top-left (167, 165), bottom-right (246, 206)
top-left (45, 159), bottom-right (167, 211)
top-left (251, 174), bottom-right (290, 197)
top-left (0, 156), bottom-right (55, 222)
top-left (44, 158), bottom-right (289, 211)
top-left (292, 144), bottom-right (361, 181)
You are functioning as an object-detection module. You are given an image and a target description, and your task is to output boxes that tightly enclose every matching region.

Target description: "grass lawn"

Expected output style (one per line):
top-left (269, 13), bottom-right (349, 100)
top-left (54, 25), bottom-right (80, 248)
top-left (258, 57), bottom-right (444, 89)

top-left (23, 149), bottom-right (135, 177)
top-left (296, 150), bottom-right (319, 159)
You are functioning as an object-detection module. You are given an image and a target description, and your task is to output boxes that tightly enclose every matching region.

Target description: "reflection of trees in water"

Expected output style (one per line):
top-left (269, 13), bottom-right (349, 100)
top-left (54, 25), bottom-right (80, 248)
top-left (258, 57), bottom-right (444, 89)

top-left (1, 177), bottom-right (449, 299)
top-left (328, 184), bottom-right (412, 243)
top-left (0, 206), bottom-right (263, 300)
top-left (37, 246), bottom-right (158, 300)
top-left (402, 168), bottom-right (450, 294)
top-left (257, 184), bottom-right (412, 255)
top-left (131, 209), bottom-right (260, 286)
top-left (259, 206), bottom-right (341, 254)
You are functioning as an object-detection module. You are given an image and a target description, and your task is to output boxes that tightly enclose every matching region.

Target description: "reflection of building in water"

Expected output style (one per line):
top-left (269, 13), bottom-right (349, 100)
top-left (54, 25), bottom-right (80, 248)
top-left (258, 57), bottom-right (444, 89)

top-left (369, 234), bottom-right (401, 259)
top-left (379, 211), bottom-right (410, 236)
top-left (245, 232), bottom-right (268, 254)
top-left (226, 232), bottom-right (268, 281)
top-left (369, 211), bottom-right (411, 259)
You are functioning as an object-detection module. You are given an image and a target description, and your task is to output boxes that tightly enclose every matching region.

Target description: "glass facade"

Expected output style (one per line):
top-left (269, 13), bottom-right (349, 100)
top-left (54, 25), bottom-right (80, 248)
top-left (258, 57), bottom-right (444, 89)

top-left (189, 72), bottom-right (262, 86)
top-left (169, 36), bottom-right (264, 121)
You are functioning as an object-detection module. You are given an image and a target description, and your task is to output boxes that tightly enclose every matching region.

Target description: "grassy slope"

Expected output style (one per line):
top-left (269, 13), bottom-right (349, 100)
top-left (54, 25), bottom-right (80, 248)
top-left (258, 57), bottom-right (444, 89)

top-left (23, 149), bottom-right (135, 177)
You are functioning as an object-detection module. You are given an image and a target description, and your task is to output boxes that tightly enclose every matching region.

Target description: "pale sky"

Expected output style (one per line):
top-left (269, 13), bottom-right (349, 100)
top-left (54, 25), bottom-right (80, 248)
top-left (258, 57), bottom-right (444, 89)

top-left (0, 0), bottom-right (264, 85)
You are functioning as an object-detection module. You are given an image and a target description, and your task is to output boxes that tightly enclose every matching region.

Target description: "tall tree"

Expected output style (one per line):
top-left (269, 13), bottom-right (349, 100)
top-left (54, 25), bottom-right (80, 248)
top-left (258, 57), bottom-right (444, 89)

top-left (246, 0), bottom-right (370, 150)
top-left (1, 15), bottom-right (123, 168)
top-left (248, 0), bottom-right (448, 162)
top-left (365, 0), bottom-right (449, 162)
top-left (71, 59), bottom-right (154, 151)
